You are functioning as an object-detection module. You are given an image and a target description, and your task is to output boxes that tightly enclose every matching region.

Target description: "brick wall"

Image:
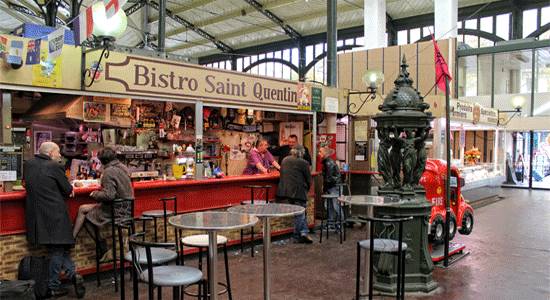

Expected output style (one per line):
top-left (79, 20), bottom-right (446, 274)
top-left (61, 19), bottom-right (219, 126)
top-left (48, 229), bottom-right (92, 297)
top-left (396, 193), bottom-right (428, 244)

top-left (0, 199), bottom-right (315, 280)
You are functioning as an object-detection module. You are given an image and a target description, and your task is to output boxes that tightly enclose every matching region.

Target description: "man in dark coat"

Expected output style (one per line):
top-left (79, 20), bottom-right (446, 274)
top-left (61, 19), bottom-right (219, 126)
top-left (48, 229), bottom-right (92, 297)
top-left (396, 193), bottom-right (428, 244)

top-left (24, 142), bottom-right (85, 298)
top-left (277, 145), bottom-right (313, 243)
top-left (270, 134), bottom-right (312, 165)
top-left (320, 146), bottom-right (342, 228)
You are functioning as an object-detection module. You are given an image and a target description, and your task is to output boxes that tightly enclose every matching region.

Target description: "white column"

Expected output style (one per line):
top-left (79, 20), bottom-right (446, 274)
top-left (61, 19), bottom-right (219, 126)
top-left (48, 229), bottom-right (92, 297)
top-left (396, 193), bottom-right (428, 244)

top-left (435, 0), bottom-right (458, 39)
top-left (364, 0), bottom-right (386, 50)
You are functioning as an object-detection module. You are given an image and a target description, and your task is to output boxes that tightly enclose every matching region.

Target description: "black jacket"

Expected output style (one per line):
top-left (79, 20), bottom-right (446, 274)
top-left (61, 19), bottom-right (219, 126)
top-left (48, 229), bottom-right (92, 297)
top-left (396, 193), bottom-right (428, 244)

top-left (277, 156), bottom-right (311, 202)
top-left (270, 145), bottom-right (312, 165)
top-left (322, 157), bottom-right (341, 192)
top-left (23, 154), bottom-right (74, 246)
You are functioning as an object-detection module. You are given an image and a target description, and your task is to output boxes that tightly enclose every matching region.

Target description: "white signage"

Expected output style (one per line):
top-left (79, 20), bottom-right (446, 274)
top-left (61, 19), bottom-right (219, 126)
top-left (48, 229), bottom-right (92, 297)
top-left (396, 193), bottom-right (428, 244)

top-left (0, 171), bottom-right (17, 181)
top-left (324, 97), bottom-right (339, 113)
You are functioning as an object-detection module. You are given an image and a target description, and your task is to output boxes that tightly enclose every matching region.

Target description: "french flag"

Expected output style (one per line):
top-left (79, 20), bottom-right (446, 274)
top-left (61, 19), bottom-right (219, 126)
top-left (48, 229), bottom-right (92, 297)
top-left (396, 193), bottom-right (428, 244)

top-left (74, 6), bottom-right (93, 45)
top-left (104, 0), bottom-right (127, 19)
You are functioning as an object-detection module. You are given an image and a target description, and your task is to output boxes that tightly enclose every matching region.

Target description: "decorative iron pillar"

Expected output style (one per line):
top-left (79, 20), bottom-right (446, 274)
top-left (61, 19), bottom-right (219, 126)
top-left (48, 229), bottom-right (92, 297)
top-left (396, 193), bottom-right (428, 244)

top-left (326, 0), bottom-right (337, 87)
top-left (372, 56), bottom-right (437, 294)
top-left (157, 0), bottom-right (166, 52)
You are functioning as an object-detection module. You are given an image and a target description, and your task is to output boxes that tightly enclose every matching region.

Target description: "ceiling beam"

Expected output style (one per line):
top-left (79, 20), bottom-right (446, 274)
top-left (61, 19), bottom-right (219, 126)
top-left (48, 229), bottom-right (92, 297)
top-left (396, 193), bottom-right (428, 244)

top-left (149, 1), bottom-right (233, 53)
top-left (163, 0), bottom-right (296, 42)
top-left (125, 0), bottom-right (146, 16)
top-left (167, 2), bottom-right (359, 53)
top-left (148, 0), bottom-right (217, 23)
top-left (242, 0), bottom-right (301, 41)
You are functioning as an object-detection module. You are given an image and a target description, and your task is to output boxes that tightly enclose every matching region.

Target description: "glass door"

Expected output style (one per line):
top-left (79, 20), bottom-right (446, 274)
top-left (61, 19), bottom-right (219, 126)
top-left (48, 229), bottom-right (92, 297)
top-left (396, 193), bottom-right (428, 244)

top-left (532, 131), bottom-right (550, 189)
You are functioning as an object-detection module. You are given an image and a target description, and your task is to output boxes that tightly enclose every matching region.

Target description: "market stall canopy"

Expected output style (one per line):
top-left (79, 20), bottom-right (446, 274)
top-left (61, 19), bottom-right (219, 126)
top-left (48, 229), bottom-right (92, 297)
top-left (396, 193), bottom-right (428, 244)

top-left (25, 94), bottom-right (84, 120)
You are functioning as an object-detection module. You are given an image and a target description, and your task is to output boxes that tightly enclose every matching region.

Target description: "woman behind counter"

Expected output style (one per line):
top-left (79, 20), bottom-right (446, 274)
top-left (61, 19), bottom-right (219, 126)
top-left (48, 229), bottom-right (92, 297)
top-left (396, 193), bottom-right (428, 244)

top-left (243, 138), bottom-right (281, 175)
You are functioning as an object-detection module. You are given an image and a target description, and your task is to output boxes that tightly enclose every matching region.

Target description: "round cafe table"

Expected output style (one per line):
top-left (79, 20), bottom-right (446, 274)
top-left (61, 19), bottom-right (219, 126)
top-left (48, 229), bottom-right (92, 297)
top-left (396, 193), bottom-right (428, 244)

top-left (169, 211), bottom-right (258, 300)
top-left (227, 203), bottom-right (305, 300)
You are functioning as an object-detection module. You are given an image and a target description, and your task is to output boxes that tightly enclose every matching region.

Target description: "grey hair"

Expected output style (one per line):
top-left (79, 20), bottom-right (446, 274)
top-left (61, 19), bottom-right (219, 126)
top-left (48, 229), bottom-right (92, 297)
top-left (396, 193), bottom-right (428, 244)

top-left (39, 141), bottom-right (59, 156)
top-left (290, 145), bottom-right (305, 158)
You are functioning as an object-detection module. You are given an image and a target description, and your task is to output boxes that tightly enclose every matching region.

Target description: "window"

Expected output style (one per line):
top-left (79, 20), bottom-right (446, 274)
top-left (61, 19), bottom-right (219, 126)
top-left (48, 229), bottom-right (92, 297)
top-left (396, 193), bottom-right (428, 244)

top-left (534, 48), bottom-right (550, 116)
top-left (397, 30), bottom-right (407, 45)
top-left (306, 45), bottom-right (314, 65)
top-left (480, 16), bottom-right (493, 33)
top-left (542, 6), bottom-right (550, 26)
top-left (237, 58), bottom-right (243, 72)
top-left (465, 19), bottom-right (477, 29)
top-left (292, 48), bottom-right (299, 67)
top-left (422, 26), bottom-right (434, 37)
top-left (356, 37), bottom-right (365, 46)
top-left (523, 9), bottom-right (538, 38)
top-left (496, 14), bottom-right (510, 40)
top-left (345, 38), bottom-right (354, 45)
top-left (464, 34), bottom-right (479, 48)
top-left (410, 28), bottom-right (420, 43)
top-left (274, 63), bottom-right (282, 78)
top-left (493, 50), bottom-right (533, 113)
top-left (458, 55), bottom-right (478, 97)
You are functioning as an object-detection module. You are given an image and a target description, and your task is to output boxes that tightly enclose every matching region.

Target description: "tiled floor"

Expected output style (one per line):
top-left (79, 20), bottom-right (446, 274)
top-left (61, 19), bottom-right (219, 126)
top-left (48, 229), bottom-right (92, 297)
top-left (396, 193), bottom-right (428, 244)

top-left (59, 188), bottom-right (550, 299)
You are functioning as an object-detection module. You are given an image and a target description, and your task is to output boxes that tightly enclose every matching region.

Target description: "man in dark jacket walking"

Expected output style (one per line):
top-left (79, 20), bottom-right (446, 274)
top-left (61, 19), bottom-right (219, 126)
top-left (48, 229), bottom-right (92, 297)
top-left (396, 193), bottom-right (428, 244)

top-left (24, 142), bottom-right (85, 298)
top-left (277, 145), bottom-right (313, 243)
top-left (320, 146), bottom-right (342, 228)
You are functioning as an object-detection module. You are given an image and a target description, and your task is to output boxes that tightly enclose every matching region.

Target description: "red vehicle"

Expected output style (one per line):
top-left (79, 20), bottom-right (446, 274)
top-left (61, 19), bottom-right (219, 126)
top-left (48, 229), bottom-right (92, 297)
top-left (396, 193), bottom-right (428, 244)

top-left (420, 159), bottom-right (474, 244)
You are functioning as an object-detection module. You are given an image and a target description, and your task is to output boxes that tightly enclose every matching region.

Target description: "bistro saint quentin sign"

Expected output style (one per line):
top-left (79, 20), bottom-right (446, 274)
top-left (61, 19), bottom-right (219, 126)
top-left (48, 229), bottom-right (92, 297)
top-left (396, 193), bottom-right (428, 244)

top-left (95, 55), bottom-right (299, 109)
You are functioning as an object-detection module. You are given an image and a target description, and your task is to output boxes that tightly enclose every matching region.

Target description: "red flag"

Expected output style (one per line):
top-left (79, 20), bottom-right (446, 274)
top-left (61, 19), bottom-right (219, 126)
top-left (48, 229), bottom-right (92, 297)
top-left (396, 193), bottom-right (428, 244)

top-left (74, 6), bottom-right (94, 45)
top-left (104, 0), bottom-right (127, 19)
top-left (432, 34), bottom-right (452, 93)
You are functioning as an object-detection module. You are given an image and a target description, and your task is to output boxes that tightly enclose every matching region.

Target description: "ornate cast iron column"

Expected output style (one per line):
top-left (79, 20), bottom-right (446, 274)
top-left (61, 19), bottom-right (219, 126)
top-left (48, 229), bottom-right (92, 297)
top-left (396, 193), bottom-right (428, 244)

top-left (372, 56), bottom-right (438, 293)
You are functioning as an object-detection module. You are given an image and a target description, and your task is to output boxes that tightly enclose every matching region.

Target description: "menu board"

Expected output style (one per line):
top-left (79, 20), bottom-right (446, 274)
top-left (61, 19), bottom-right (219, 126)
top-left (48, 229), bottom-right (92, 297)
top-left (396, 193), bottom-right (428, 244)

top-left (0, 152), bottom-right (22, 180)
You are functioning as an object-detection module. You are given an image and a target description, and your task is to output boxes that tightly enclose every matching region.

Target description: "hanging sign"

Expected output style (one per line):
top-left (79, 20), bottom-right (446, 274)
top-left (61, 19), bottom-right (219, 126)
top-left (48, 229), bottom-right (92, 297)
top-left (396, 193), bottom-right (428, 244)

top-left (311, 87), bottom-right (322, 112)
top-left (324, 97), bottom-right (339, 113)
top-left (478, 105), bottom-right (498, 125)
top-left (32, 47), bottom-right (62, 87)
top-left (0, 36), bottom-right (7, 59)
top-left (297, 83), bottom-right (311, 111)
top-left (450, 99), bottom-right (474, 122)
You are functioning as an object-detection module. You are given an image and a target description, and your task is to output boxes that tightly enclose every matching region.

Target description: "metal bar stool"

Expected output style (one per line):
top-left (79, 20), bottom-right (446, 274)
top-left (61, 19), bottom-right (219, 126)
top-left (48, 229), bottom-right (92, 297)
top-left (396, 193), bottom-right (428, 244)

top-left (240, 185), bottom-right (271, 257)
top-left (87, 198), bottom-right (134, 291)
top-left (142, 196), bottom-right (178, 242)
top-left (179, 234), bottom-right (233, 300)
top-left (319, 194), bottom-right (345, 244)
top-left (128, 233), bottom-right (204, 300)
top-left (356, 216), bottom-right (413, 300)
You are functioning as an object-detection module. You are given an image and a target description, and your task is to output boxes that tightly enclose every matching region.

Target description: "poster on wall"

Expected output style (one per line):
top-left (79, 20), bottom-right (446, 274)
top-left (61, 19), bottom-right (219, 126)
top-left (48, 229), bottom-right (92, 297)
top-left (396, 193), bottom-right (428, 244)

top-left (279, 122), bottom-right (304, 146)
top-left (25, 39), bottom-right (41, 65)
top-left (316, 133), bottom-right (337, 171)
top-left (297, 83), bottom-right (311, 111)
top-left (32, 48), bottom-right (62, 87)
top-left (110, 103), bottom-right (132, 126)
top-left (34, 131), bottom-right (52, 154)
top-left (0, 36), bottom-right (7, 59)
top-left (83, 101), bottom-right (108, 122)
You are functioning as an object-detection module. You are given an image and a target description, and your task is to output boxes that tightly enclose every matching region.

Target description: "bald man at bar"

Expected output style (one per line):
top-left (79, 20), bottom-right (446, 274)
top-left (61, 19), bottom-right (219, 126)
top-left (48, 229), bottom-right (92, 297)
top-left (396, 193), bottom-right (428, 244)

top-left (24, 142), bottom-right (85, 298)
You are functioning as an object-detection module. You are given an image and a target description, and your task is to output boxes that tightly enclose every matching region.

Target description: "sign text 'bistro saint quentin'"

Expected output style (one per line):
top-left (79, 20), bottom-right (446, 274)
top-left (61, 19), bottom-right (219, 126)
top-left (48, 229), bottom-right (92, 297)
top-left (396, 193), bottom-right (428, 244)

top-left (104, 56), bottom-right (298, 109)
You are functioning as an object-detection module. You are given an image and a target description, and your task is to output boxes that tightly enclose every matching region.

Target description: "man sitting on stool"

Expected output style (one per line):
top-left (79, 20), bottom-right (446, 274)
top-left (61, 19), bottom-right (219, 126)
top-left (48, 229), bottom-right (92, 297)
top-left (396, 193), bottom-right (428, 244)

top-left (277, 145), bottom-right (313, 244)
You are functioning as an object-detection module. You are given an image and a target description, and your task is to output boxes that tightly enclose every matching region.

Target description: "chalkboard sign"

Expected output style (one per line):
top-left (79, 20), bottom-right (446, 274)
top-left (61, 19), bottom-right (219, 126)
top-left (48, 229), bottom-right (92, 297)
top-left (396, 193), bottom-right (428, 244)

top-left (0, 152), bottom-right (22, 180)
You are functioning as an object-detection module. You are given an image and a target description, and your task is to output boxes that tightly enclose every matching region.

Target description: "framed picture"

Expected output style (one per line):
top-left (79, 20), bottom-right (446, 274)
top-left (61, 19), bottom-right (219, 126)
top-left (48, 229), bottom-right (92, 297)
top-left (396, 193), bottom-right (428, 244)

top-left (34, 131), bottom-right (52, 154)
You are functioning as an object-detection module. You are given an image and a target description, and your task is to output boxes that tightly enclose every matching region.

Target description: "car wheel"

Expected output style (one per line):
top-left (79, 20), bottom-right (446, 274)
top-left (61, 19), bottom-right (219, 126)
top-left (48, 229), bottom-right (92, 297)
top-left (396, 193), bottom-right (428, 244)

top-left (448, 213), bottom-right (457, 241)
top-left (458, 210), bottom-right (474, 235)
top-left (429, 215), bottom-right (445, 244)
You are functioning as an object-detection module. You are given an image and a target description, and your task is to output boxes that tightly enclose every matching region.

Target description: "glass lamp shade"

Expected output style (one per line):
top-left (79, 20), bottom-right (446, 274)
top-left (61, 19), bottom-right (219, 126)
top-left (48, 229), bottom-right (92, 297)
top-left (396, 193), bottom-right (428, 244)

top-left (362, 70), bottom-right (384, 89)
top-left (92, 2), bottom-right (128, 39)
top-left (511, 95), bottom-right (526, 110)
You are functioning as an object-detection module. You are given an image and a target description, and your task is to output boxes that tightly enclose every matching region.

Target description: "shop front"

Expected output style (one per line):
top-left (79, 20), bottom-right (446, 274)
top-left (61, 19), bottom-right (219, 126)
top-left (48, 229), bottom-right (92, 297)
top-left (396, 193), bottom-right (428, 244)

top-left (0, 34), bottom-right (330, 279)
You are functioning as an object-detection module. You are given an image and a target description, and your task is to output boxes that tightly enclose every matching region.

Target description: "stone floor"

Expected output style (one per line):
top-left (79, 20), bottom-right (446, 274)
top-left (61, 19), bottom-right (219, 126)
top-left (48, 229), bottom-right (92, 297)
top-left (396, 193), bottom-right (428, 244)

top-left (58, 188), bottom-right (550, 300)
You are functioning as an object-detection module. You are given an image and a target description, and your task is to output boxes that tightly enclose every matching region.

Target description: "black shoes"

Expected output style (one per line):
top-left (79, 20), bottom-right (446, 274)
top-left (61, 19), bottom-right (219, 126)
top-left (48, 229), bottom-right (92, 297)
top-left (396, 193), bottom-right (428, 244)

top-left (298, 235), bottom-right (313, 244)
top-left (72, 273), bottom-right (86, 299)
top-left (48, 287), bottom-right (68, 298)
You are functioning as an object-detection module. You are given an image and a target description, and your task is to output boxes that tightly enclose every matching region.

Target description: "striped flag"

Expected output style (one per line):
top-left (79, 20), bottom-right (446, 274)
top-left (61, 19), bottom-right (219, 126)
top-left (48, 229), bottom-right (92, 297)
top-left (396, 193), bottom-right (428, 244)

top-left (74, 6), bottom-right (94, 45)
top-left (104, 0), bottom-right (127, 19)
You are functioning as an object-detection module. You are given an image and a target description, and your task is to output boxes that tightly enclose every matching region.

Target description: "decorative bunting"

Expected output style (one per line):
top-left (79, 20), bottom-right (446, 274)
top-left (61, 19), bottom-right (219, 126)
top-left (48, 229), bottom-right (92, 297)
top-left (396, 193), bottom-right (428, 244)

top-left (74, 6), bottom-right (94, 45)
top-left (47, 28), bottom-right (64, 59)
top-left (104, 0), bottom-right (127, 19)
top-left (25, 39), bottom-right (41, 65)
top-left (7, 40), bottom-right (23, 65)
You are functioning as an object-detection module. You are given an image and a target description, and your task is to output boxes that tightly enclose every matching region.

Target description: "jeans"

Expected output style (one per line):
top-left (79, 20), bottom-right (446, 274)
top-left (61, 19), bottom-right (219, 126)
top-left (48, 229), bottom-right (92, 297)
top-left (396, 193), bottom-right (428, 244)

top-left (47, 245), bottom-right (76, 290)
top-left (279, 198), bottom-right (308, 237)
top-left (324, 186), bottom-right (342, 224)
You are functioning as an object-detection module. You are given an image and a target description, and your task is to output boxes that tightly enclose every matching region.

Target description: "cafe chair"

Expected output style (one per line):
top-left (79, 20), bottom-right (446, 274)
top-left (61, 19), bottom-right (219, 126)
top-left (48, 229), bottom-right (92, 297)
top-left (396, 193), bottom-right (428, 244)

top-left (178, 234), bottom-right (233, 300)
top-left (240, 185), bottom-right (271, 257)
top-left (129, 232), bottom-right (204, 300)
top-left (355, 216), bottom-right (413, 300)
top-left (142, 196), bottom-right (178, 242)
top-left (87, 198), bottom-right (134, 291)
top-left (319, 194), bottom-right (345, 244)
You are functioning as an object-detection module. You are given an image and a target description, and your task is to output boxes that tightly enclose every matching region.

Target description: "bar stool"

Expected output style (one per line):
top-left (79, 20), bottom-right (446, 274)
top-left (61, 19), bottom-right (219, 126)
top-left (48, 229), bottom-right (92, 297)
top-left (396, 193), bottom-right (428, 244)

top-left (336, 182), bottom-right (351, 241)
top-left (240, 185), bottom-right (271, 257)
top-left (179, 234), bottom-right (233, 300)
top-left (141, 196), bottom-right (178, 242)
top-left (87, 198), bottom-right (134, 291)
top-left (128, 233), bottom-right (205, 300)
top-left (319, 194), bottom-right (345, 244)
top-left (355, 216), bottom-right (413, 300)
